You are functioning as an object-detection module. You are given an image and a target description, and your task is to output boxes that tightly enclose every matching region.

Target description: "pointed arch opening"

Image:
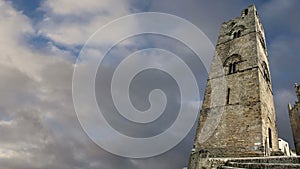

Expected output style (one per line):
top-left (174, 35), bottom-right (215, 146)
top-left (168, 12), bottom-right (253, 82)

top-left (224, 54), bottom-right (242, 75)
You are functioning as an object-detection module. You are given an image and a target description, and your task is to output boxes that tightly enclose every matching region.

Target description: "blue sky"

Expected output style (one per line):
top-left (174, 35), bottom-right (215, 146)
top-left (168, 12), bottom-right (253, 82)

top-left (0, 0), bottom-right (299, 169)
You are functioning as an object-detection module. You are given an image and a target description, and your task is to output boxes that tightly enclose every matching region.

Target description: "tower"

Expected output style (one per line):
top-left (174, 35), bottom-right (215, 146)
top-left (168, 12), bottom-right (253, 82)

top-left (288, 84), bottom-right (300, 155)
top-left (189, 5), bottom-right (279, 166)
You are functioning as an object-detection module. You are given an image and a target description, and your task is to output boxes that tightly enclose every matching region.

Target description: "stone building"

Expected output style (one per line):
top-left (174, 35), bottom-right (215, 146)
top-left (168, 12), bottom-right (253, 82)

top-left (188, 5), bottom-right (279, 168)
top-left (278, 138), bottom-right (291, 156)
top-left (288, 84), bottom-right (300, 155)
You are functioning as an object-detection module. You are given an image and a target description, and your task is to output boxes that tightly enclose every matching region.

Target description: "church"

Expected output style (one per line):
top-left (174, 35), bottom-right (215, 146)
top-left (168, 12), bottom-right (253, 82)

top-left (187, 4), bottom-right (300, 169)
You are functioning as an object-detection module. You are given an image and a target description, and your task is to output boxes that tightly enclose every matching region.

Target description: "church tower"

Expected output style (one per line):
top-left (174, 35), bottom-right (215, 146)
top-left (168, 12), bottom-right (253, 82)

top-left (288, 84), bottom-right (300, 155)
top-left (189, 5), bottom-right (279, 167)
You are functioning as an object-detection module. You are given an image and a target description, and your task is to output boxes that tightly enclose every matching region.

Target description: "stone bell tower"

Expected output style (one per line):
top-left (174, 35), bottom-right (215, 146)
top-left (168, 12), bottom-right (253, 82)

top-left (188, 5), bottom-right (279, 167)
top-left (288, 84), bottom-right (300, 155)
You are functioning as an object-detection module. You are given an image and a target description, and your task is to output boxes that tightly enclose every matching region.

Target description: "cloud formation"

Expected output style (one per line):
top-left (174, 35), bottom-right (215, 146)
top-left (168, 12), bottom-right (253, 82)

top-left (0, 0), bottom-right (299, 169)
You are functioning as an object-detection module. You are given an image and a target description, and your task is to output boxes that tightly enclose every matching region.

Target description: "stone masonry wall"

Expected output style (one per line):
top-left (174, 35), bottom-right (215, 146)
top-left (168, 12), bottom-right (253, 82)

top-left (189, 5), bottom-right (279, 168)
top-left (289, 84), bottom-right (300, 155)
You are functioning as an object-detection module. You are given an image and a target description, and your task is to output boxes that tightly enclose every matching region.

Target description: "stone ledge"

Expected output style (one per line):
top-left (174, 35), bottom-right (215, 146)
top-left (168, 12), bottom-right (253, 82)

top-left (190, 156), bottom-right (300, 169)
top-left (227, 162), bottom-right (300, 169)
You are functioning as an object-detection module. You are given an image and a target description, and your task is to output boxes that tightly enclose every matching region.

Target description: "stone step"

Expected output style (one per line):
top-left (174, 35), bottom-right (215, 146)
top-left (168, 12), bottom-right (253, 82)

top-left (218, 166), bottom-right (247, 169)
top-left (226, 162), bottom-right (300, 169)
top-left (227, 156), bottom-right (300, 164)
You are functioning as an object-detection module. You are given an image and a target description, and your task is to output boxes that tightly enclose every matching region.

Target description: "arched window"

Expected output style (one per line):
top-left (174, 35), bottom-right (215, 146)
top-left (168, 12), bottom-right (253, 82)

top-left (237, 30), bottom-right (241, 37)
top-left (231, 25), bottom-right (245, 39)
top-left (233, 30), bottom-right (241, 39)
top-left (224, 54), bottom-right (241, 75)
top-left (233, 32), bottom-right (237, 38)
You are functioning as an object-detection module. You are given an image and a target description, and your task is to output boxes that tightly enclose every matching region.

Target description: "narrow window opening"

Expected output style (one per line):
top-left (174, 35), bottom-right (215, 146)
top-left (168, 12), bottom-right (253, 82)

top-left (260, 37), bottom-right (266, 50)
top-left (229, 63), bottom-right (233, 74)
top-left (268, 128), bottom-right (272, 148)
top-left (233, 63), bottom-right (236, 73)
top-left (262, 62), bottom-right (270, 83)
top-left (228, 62), bottom-right (237, 74)
top-left (233, 32), bottom-right (237, 38)
top-left (264, 73), bottom-right (270, 83)
top-left (226, 88), bottom-right (231, 105)
top-left (244, 9), bottom-right (248, 15)
top-left (237, 30), bottom-right (241, 37)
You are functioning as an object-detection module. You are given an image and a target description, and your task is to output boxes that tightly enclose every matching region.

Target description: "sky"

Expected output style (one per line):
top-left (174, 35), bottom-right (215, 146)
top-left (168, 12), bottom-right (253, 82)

top-left (0, 0), bottom-right (300, 169)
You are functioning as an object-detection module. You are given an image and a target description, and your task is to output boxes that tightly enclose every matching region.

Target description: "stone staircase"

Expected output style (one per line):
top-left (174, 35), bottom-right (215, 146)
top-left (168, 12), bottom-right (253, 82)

top-left (217, 156), bottom-right (300, 169)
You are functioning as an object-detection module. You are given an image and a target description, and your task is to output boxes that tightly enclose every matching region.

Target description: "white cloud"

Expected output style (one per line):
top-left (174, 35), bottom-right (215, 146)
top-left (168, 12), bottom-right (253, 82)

top-left (42, 0), bottom-right (128, 16)
top-left (0, 1), bottom-right (141, 168)
top-left (0, 0), bottom-right (76, 168)
top-left (0, 0), bottom-right (74, 82)
top-left (1, 0), bottom-right (299, 168)
top-left (38, 0), bottom-right (133, 46)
